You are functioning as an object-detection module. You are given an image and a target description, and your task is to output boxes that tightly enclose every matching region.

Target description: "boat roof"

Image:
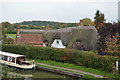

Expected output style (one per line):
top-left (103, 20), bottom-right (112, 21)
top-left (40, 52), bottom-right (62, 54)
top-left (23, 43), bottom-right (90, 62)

top-left (0, 51), bottom-right (25, 58)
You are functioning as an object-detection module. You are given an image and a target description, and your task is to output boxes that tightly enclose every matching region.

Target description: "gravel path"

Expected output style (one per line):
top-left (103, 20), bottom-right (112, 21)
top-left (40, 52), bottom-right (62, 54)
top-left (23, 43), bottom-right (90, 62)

top-left (37, 62), bottom-right (107, 78)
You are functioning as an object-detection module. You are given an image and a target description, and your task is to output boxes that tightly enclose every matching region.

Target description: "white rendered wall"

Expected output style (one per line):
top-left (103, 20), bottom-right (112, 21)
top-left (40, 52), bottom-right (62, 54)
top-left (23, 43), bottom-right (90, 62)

top-left (51, 39), bottom-right (66, 48)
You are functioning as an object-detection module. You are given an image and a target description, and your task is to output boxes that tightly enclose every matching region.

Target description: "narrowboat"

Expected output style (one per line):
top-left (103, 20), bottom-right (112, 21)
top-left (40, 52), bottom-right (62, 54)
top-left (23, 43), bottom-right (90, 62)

top-left (0, 51), bottom-right (35, 70)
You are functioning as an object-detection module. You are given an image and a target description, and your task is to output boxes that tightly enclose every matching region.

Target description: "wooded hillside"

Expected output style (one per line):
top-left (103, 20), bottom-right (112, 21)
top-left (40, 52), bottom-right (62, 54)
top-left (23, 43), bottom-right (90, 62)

top-left (20, 21), bottom-right (78, 29)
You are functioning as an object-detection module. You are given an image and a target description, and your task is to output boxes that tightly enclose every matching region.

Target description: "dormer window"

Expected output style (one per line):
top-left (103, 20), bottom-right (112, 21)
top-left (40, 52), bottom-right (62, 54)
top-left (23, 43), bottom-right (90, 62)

top-left (56, 41), bottom-right (59, 44)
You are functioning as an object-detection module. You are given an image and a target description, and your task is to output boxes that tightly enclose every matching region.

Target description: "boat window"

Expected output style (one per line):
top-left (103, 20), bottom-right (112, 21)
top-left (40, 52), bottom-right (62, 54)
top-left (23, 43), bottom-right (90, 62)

top-left (7, 57), bottom-right (10, 61)
top-left (0, 55), bottom-right (2, 59)
top-left (11, 57), bottom-right (15, 63)
top-left (7, 57), bottom-right (13, 62)
top-left (10, 57), bottom-right (13, 62)
top-left (2, 56), bottom-right (4, 60)
top-left (3, 56), bottom-right (7, 61)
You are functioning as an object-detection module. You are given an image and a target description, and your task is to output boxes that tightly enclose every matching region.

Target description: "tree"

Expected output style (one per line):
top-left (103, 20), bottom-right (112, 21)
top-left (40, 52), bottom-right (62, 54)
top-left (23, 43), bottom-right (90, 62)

top-left (0, 23), bottom-right (6, 40)
top-left (2, 22), bottom-right (15, 34)
top-left (3, 38), bottom-right (14, 44)
top-left (80, 18), bottom-right (94, 26)
top-left (97, 23), bottom-right (120, 56)
top-left (57, 23), bottom-right (66, 28)
top-left (7, 25), bottom-right (15, 33)
top-left (104, 34), bottom-right (120, 56)
top-left (45, 25), bottom-right (53, 30)
top-left (2, 22), bottom-right (11, 28)
top-left (94, 10), bottom-right (106, 30)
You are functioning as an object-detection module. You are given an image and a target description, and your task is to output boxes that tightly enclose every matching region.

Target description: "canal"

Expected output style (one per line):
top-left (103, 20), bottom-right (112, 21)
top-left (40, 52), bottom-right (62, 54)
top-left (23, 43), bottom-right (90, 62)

top-left (0, 64), bottom-right (78, 79)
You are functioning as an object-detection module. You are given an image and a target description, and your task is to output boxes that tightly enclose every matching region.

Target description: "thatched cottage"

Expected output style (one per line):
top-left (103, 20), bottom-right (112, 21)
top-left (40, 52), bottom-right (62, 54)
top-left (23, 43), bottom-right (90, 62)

top-left (21, 26), bottom-right (97, 50)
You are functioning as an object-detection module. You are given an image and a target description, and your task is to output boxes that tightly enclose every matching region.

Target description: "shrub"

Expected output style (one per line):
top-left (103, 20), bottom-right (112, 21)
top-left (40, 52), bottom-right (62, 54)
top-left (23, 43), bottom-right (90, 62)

top-left (97, 23), bottom-right (120, 56)
top-left (2, 44), bottom-right (119, 73)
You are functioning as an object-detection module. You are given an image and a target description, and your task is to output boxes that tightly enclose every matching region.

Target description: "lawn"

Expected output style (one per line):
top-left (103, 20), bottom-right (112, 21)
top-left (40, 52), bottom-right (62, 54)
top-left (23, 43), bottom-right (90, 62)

top-left (35, 59), bottom-right (120, 79)
top-left (6, 34), bottom-right (16, 39)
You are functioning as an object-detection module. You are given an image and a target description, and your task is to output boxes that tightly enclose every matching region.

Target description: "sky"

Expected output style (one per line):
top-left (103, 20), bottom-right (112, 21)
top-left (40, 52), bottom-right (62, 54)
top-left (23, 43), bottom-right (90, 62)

top-left (0, 0), bottom-right (120, 23)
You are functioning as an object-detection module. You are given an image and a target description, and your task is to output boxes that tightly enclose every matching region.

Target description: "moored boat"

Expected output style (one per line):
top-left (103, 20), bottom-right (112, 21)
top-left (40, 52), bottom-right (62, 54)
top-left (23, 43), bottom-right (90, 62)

top-left (0, 51), bottom-right (35, 70)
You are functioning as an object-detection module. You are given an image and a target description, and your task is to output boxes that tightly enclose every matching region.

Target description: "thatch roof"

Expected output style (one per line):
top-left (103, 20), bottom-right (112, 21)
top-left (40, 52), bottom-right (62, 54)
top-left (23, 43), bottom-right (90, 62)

top-left (21, 26), bottom-right (97, 50)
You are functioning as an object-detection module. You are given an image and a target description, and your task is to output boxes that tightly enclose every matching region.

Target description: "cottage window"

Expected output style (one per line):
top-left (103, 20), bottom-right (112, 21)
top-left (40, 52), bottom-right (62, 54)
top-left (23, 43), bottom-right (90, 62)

top-left (56, 41), bottom-right (59, 44)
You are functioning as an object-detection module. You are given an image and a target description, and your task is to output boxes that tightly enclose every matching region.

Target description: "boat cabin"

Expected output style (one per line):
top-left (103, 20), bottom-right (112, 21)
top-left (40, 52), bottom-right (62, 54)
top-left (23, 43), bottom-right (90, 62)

top-left (0, 51), bottom-right (29, 65)
top-left (0, 51), bottom-right (35, 70)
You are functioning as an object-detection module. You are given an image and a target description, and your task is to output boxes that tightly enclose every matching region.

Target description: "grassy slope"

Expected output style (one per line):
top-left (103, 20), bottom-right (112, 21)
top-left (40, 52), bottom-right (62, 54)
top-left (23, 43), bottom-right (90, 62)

top-left (35, 60), bottom-right (120, 79)
top-left (37, 63), bottom-right (95, 78)
top-left (6, 34), bottom-right (16, 39)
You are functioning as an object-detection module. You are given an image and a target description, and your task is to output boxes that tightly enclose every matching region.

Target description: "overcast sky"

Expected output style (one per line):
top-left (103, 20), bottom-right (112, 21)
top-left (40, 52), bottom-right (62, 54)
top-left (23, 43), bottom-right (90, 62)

top-left (0, 0), bottom-right (119, 23)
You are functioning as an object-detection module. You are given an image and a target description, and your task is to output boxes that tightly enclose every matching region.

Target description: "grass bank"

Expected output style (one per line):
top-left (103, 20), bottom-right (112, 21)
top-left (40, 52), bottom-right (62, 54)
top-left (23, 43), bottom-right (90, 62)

top-left (36, 63), bottom-right (95, 78)
top-left (35, 60), bottom-right (120, 79)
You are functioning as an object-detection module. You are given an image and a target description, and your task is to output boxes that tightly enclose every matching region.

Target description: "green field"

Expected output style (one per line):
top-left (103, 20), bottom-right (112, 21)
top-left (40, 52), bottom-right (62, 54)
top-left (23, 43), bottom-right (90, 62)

top-left (6, 34), bottom-right (16, 39)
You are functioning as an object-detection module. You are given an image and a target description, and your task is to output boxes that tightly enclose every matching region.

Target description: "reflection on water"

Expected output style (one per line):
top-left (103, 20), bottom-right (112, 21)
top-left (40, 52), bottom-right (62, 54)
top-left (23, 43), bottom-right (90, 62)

top-left (1, 65), bottom-right (76, 79)
top-left (14, 69), bottom-right (70, 78)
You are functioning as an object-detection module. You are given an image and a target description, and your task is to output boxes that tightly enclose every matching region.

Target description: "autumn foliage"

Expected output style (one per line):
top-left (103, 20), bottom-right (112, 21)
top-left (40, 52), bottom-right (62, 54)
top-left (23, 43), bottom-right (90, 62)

top-left (97, 23), bottom-right (120, 56)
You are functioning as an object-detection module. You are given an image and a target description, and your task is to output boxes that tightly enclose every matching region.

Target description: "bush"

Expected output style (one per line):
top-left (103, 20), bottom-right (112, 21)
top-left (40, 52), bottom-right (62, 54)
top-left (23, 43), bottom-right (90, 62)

top-left (2, 44), bottom-right (119, 73)
top-left (97, 23), bottom-right (120, 55)
top-left (3, 38), bottom-right (14, 44)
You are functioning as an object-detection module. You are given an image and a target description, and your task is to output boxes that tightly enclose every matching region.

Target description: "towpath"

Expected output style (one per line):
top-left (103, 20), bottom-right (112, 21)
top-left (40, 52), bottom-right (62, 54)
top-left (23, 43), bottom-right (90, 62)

top-left (36, 62), bottom-right (107, 78)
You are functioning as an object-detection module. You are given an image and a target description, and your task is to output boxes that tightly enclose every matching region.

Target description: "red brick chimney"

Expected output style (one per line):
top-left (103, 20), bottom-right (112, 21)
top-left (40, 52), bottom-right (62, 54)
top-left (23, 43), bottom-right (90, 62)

top-left (15, 24), bottom-right (21, 44)
top-left (15, 24), bottom-right (20, 43)
top-left (16, 24), bottom-right (20, 38)
top-left (79, 20), bottom-right (83, 26)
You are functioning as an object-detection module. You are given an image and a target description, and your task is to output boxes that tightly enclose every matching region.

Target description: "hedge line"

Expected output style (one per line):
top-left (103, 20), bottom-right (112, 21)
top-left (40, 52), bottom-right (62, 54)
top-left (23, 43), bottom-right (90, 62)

top-left (2, 44), bottom-right (120, 73)
top-left (7, 32), bottom-right (16, 34)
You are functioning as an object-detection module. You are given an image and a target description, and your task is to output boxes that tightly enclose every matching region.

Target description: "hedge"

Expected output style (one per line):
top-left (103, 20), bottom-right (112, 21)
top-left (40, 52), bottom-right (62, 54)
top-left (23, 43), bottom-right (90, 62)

top-left (7, 32), bottom-right (16, 34)
top-left (2, 44), bottom-right (120, 73)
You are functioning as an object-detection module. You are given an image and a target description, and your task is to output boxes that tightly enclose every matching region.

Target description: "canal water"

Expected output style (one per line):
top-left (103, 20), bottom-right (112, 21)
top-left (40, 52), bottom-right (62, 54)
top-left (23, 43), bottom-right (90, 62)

top-left (0, 64), bottom-right (77, 79)
top-left (13, 69), bottom-right (71, 78)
